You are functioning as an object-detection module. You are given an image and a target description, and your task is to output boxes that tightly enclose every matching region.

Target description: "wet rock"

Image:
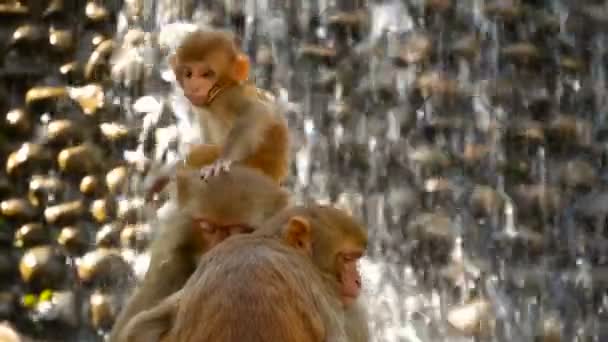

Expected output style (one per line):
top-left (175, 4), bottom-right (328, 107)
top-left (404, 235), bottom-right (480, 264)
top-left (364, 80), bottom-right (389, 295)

top-left (0, 2), bottom-right (28, 16)
top-left (68, 84), bottom-right (105, 116)
top-left (0, 198), bottom-right (37, 222)
top-left (80, 175), bottom-right (103, 196)
top-left (397, 32), bottom-right (433, 65)
top-left (49, 28), bottom-right (74, 53)
top-left (501, 42), bottom-right (542, 65)
top-left (451, 33), bottom-right (480, 60)
top-left (85, 2), bottom-right (109, 22)
top-left (25, 87), bottom-right (68, 107)
top-left (89, 291), bottom-right (117, 330)
top-left (59, 62), bottom-right (83, 82)
top-left (469, 185), bottom-right (504, 218)
top-left (546, 115), bottom-right (592, 148)
top-left (10, 25), bottom-right (46, 47)
top-left (447, 298), bottom-right (493, 336)
top-left (18, 246), bottom-right (66, 290)
top-left (6, 143), bottom-right (52, 176)
top-left (32, 290), bottom-right (78, 327)
top-left (43, 0), bottom-right (64, 19)
top-left (416, 71), bottom-right (461, 99)
top-left (99, 122), bottom-right (132, 144)
top-left (85, 40), bottom-right (115, 81)
top-left (0, 322), bottom-right (21, 342)
top-left (484, 0), bottom-right (522, 20)
top-left (406, 212), bottom-right (456, 267)
top-left (117, 198), bottom-right (143, 223)
top-left (44, 201), bottom-right (85, 226)
top-left (560, 160), bottom-right (597, 190)
top-left (0, 250), bottom-right (16, 280)
top-left (120, 224), bottom-right (149, 251)
top-left (28, 175), bottom-right (65, 207)
top-left (4, 108), bottom-right (32, 137)
top-left (57, 226), bottom-right (88, 256)
top-left (299, 44), bottom-right (337, 65)
top-left (46, 119), bottom-right (82, 146)
top-left (57, 143), bottom-right (105, 175)
top-left (326, 10), bottom-right (368, 29)
top-left (14, 223), bottom-right (48, 248)
top-left (90, 198), bottom-right (116, 224)
top-left (511, 184), bottom-right (562, 220)
top-left (77, 248), bottom-right (133, 287)
top-left (106, 166), bottom-right (128, 195)
top-left (537, 315), bottom-right (562, 342)
top-left (95, 223), bottom-right (122, 248)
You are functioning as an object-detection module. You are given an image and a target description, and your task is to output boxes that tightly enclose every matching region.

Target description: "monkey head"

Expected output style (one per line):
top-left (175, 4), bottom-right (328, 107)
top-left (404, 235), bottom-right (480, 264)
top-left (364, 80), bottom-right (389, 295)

top-left (170, 30), bottom-right (250, 106)
top-left (263, 205), bottom-right (368, 307)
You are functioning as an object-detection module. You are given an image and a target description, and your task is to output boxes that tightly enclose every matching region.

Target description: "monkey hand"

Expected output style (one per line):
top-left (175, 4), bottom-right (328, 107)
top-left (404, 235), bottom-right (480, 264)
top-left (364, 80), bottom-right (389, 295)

top-left (200, 159), bottom-right (233, 181)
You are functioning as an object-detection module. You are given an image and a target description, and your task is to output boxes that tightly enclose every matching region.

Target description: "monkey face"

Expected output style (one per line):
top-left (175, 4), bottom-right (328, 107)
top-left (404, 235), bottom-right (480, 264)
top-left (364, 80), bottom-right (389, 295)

top-left (179, 61), bottom-right (219, 106)
top-left (335, 247), bottom-right (364, 307)
top-left (193, 217), bottom-right (255, 250)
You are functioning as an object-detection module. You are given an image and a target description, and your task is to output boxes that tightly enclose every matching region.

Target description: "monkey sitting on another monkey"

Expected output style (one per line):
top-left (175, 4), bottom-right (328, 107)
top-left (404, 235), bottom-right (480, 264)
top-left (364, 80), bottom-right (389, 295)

top-left (145, 28), bottom-right (290, 201)
top-left (109, 166), bottom-right (291, 341)
top-left (118, 205), bottom-right (370, 342)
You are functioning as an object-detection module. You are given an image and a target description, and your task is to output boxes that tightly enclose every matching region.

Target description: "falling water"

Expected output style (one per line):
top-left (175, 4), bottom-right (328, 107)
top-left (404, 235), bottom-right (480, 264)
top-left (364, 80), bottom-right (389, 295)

top-left (2, 0), bottom-right (608, 341)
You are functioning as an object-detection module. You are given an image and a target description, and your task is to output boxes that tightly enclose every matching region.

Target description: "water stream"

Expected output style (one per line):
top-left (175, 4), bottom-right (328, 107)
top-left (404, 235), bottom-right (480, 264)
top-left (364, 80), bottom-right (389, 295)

top-left (1, 0), bottom-right (608, 341)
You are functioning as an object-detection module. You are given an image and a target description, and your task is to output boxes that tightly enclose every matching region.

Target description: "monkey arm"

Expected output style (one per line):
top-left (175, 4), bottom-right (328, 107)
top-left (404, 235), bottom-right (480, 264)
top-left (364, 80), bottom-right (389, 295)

top-left (219, 100), bottom-right (272, 162)
top-left (119, 290), bottom-right (181, 342)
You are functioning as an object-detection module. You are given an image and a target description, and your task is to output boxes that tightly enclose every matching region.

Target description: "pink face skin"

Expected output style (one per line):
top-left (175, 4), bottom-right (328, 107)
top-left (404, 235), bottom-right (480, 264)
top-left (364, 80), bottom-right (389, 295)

top-left (179, 61), bottom-right (219, 106)
top-left (338, 251), bottom-right (363, 307)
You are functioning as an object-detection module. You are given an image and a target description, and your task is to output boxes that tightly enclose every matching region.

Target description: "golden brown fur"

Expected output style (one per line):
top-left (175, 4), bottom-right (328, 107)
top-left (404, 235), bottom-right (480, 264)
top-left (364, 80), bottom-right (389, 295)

top-left (119, 205), bottom-right (369, 342)
top-left (109, 166), bottom-right (290, 341)
top-left (169, 237), bottom-right (346, 342)
top-left (174, 29), bottom-right (289, 184)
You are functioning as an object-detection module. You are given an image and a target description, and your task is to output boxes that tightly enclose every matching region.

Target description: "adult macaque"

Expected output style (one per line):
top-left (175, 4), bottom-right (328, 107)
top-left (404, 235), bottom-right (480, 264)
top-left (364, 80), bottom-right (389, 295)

top-left (119, 205), bottom-right (369, 342)
top-left (146, 29), bottom-right (289, 200)
top-left (109, 166), bottom-right (290, 341)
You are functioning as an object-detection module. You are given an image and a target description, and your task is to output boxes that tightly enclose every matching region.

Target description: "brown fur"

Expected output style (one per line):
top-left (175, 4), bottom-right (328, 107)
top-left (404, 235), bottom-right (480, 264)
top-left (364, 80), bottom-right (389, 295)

top-left (174, 29), bottom-right (290, 184)
top-left (170, 237), bottom-right (342, 342)
top-left (109, 166), bottom-right (290, 341)
top-left (119, 205), bottom-right (369, 342)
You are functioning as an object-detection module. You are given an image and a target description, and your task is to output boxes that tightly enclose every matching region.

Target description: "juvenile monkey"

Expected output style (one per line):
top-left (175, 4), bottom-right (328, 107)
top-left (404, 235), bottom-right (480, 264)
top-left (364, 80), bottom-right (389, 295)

top-left (146, 29), bottom-right (289, 199)
top-left (119, 205), bottom-right (370, 342)
top-left (109, 166), bottom-right (290, 341)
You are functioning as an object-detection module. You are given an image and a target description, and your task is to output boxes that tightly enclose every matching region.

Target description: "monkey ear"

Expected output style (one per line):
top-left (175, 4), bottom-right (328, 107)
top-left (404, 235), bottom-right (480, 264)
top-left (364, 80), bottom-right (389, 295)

top-left (284, 216), bottom-right (312, 254)
top-left (232, 54), bottom-right (250, 82)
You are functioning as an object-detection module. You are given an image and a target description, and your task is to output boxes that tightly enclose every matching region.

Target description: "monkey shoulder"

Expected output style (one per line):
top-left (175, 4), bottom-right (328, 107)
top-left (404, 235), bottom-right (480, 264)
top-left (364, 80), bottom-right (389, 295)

top-left (218, 84), bottom-right (276, 118)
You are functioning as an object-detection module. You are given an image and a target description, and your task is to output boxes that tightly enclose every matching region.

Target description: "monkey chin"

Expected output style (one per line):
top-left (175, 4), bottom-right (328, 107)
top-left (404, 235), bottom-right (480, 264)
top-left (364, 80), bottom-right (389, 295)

top-left (341, 295), bottom-right (357, 308)
top-left (185, 94), bottom-right (208, 107)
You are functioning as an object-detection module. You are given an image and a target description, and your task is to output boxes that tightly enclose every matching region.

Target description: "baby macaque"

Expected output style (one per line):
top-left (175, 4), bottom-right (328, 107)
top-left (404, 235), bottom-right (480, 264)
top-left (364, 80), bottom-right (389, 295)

top-left (109, 166), bottom-right (290, 341)
top-left (146, 29), bottom-right (289, 200)
top-left (119, 205), bottom-right (370, 342)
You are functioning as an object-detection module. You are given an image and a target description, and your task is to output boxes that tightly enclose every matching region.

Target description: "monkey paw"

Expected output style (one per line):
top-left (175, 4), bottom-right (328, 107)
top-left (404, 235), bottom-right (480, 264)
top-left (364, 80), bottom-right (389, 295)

top-left (200, 159), bottom-right (233, 181)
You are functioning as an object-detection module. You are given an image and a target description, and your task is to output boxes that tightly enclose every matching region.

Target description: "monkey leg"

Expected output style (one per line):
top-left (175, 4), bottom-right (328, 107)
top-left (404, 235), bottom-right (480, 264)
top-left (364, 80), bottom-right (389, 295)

top-left (184, 144), bottom-right (222, 168)
top-left (242, 122), bottom-right (290, 184)
top-left (144, 144), bottom-right (221, 203)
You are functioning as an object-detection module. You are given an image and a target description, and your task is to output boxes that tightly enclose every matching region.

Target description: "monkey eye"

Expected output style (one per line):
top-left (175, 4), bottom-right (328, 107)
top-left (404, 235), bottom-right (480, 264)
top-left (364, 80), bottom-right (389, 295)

top-left (202, 70), bottom-right (216, 78)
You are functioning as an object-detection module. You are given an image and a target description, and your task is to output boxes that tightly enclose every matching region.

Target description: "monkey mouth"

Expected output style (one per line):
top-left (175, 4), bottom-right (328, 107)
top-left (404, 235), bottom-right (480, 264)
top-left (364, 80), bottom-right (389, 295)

top-left (185, 93), bottom-right (208, 105)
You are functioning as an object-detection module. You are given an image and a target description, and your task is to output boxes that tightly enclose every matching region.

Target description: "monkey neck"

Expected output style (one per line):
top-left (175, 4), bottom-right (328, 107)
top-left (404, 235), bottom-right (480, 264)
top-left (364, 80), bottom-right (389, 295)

top-left (205, 79), bottom-right (240, 105)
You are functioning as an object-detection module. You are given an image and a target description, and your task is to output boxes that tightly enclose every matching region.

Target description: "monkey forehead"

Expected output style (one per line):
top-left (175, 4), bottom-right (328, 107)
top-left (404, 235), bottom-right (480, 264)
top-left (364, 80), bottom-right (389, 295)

top-left (177, 30), bottom-right (237, 62)
top-left (313, 206), bottom-right (368, 244)
top-left (179, 55), bottom-right (229, 74)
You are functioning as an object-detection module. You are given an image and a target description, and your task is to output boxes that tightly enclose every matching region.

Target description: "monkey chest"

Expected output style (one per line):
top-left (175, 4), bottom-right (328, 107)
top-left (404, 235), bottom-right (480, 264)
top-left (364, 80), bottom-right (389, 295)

top-left (195, 108), bottom-right (231, 145)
